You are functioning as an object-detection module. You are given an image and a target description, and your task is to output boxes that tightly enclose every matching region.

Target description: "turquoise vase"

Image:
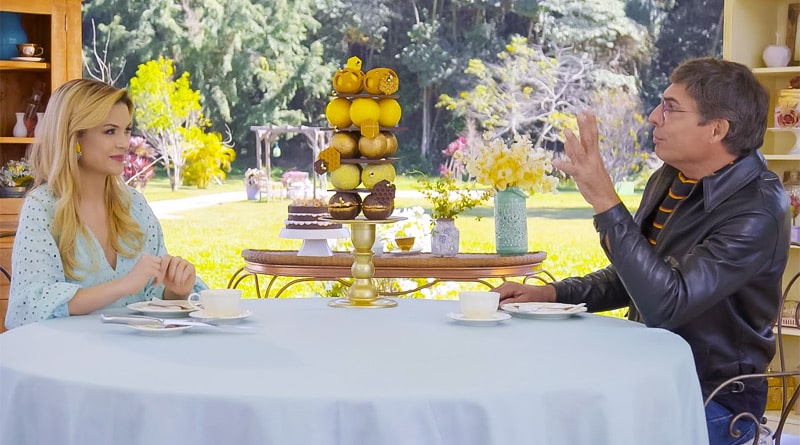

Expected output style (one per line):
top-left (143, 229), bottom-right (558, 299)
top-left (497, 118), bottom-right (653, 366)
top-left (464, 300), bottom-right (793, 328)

top-left (494, 187), bottom-right (528, 256)
top-left (0, 13), bottom-right (28, 60)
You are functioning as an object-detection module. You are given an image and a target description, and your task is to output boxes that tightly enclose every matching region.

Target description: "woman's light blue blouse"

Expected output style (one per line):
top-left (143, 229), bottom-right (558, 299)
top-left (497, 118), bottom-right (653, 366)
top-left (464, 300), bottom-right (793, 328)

top-left (5, 186), bottom-right (207, 329)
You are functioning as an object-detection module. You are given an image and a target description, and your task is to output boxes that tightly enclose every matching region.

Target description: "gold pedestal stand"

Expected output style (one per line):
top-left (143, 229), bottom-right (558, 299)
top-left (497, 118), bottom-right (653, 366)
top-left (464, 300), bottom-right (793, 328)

top-left (328, 217), bottom-right (404, 308)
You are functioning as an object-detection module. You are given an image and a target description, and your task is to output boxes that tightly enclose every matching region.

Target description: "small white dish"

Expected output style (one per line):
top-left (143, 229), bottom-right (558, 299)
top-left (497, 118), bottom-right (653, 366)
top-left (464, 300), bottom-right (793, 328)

top-left (125, 324), bottom-right (193, 336)
top-left (127, 301), bottom-right (194, 317)
top-left (189, 309), bottom-right (252, 324)
top-left (11, 56), bottom-right (44, 62)
top-left (446, 312), bottom-right (510, 326)
top-left (501, 302), bottom-right (587, 320)
top-left (388, 248), bottom-right (422, 255)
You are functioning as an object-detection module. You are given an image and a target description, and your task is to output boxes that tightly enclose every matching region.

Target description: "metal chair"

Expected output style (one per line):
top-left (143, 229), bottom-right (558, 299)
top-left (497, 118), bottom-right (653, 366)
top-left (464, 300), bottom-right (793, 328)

top-left (703, 271), bottom-right (800, 445)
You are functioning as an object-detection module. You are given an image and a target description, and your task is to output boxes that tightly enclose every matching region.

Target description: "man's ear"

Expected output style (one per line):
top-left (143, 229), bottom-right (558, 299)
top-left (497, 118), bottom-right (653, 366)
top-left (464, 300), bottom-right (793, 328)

top-left (710, 119), bottom-right (730, 144)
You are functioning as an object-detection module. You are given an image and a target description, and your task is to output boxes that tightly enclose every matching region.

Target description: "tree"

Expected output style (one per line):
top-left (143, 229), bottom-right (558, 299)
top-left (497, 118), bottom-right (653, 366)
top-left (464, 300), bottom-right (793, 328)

top-left (437, 36), bottom-right (593, 150)
top-left (591, 89), bottom-right (653, 185)
top-left (129, 57), bottom-right (221, 190)
top-left (83, 0), bottom-right (336, 161)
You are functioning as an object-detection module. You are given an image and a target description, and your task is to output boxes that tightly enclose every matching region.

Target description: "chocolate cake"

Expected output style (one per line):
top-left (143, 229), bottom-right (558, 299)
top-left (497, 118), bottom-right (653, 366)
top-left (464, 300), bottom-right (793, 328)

top-left (286, 199), bottom-right (342, 230)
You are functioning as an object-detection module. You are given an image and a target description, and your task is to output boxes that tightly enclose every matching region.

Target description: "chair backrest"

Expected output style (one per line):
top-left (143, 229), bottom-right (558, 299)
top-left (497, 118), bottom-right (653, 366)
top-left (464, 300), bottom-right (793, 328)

top-left (703, 270), bottom-right (800, 445)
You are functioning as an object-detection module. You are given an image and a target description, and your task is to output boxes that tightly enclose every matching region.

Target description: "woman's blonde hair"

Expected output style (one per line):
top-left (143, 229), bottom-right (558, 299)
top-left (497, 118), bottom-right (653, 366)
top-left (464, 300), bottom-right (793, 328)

top-left (28, 79), bottom-right (144, 280)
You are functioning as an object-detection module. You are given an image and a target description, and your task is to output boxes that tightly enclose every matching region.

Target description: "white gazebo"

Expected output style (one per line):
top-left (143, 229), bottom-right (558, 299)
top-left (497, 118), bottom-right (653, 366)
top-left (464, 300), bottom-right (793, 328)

top-left (249, 125), bottom-right (332, 199)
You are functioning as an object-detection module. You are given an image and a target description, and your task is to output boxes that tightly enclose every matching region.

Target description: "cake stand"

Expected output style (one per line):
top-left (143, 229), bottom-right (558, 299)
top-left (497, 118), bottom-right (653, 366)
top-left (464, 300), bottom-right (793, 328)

top-left (325, 216), bottom-right (405, 308)
top-left (279, 228), bottom-right (350, 257)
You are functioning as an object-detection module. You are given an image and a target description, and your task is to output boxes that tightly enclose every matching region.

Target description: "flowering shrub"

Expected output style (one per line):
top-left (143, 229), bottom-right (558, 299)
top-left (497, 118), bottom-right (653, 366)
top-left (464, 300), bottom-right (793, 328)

top-left (124, 136), bottom-right (156, 190)
top-left (0, 158), bottom-right (33, 188)
top-left (417, 175), bottom-right (492, 220)
top-left (456, 132), bottom-right (559, 193)
top-left (439, 137), bottom-right (467, 178)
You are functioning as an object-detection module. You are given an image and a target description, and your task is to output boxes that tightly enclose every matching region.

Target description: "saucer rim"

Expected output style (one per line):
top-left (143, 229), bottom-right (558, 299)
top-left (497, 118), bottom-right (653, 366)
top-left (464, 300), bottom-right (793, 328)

top-left (188, 309), bottom-right (252, 320)
top-left (11, 56), bottom-right (45, 62)
top-left (446, 312), bottom-right (511, 324)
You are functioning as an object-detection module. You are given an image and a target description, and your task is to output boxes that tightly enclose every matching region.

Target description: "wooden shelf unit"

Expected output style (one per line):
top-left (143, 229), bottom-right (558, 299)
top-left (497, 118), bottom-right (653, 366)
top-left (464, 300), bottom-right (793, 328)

top-left (0, 0), bottom-right (82, 329)
top-left (724, 0), bottom-right (800, 431)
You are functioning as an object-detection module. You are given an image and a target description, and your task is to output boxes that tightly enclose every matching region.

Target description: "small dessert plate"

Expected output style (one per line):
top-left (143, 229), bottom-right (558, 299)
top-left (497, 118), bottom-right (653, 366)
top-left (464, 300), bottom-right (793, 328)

top-left (11, 56), bottom-right (44, 62)
top-left (125, 324), bottom-right (193, 336)
top-left (189, 309), bottom-right (252, 324)
top-left (387, 248), bottom-right (422, 255)
top-left (446, 312), bottom-right (510, 326)
top-left (127, 301), bottom-right (194, 317)
top-left (501, 302), bottom-right (587, 320)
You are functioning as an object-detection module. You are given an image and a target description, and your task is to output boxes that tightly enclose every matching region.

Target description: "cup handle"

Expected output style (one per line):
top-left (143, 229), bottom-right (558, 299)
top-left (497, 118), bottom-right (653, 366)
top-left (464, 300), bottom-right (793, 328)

top-left (187, 292), bottom-right (203, 310)
top-left (34, 47), bottom-right (44, 57)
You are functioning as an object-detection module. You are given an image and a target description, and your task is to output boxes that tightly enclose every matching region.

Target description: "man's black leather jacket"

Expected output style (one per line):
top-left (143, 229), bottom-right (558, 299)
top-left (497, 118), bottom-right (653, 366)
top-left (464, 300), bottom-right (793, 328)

top-left (553, 150), bottom-right (791, 416)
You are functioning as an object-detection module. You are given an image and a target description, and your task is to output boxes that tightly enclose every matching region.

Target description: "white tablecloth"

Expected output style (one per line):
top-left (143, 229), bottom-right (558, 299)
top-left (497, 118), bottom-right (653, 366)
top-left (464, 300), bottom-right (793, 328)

top-left (0, 298), bottom-right (708, 445)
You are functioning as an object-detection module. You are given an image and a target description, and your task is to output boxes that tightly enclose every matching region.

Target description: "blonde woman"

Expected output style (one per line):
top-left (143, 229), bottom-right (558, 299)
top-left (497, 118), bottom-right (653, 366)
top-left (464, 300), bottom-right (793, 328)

top-left (6, 79), bottom-right (207, 329)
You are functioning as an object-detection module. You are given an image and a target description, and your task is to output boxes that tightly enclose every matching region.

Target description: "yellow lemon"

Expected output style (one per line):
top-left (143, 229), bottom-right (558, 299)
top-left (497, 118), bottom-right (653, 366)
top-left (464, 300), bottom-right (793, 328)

top-left (377, 98), bottom-right (401, 127)
top-left (349, 98), bottom-right (380, 127)
top-left (326, 98), bottom-right (352, 128)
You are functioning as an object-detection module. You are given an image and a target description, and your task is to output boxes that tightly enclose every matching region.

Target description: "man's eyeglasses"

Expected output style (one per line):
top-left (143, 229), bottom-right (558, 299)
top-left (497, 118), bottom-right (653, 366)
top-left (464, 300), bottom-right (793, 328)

top-left (658, 98), bottom-right (697, 124)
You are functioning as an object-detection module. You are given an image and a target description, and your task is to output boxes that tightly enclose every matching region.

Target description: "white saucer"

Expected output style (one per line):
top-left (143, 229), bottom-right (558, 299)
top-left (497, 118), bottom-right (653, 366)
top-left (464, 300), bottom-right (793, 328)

top-left (446, 312), bottom-right (510, 326)
top-left (189, 309), bottom-right (252, 324)
top-left (11, 56), bottom-right (44, 62)
top-left (126, 324), bottom-right (193, 336)
top-left (501, 303), bottom-right (587, 320)
top-left (388, 248), bottom-right (422, 255)
top-left (127, 301), bottom-right (194, 317)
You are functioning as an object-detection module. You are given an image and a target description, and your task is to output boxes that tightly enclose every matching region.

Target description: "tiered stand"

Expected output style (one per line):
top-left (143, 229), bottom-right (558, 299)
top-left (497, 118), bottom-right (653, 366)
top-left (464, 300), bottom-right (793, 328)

top-left (327, 217), bottom-right (404, 308)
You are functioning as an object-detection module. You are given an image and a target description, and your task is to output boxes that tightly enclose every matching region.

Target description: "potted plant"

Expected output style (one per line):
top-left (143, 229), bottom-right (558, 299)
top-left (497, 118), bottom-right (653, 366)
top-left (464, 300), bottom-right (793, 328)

top-left (244, 168), bottom-right (268, 200)
top-left (417, 175), bottom-right (492, 257)
top-left (0, 158), bottom-right (33, 198)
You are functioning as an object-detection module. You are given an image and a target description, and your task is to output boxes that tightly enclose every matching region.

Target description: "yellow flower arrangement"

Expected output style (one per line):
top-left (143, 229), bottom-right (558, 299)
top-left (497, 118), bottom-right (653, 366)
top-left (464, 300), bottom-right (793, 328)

top-left (456, 132), bottom-right (559, 193)
top-left (417, 175), bottom-right (492, 220)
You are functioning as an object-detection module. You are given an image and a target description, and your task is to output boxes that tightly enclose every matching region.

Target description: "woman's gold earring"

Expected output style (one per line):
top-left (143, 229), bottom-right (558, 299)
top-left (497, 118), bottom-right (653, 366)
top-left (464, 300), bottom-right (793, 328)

top-left (76, 143), bottom-right (82, 160)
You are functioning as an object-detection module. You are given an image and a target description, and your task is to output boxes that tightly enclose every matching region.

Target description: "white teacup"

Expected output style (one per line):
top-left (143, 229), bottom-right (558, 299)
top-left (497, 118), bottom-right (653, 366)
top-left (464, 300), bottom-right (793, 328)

top-left (188, 289), bottom-right (242, 317)
top-left (459, 291), bottom-right (500, 319)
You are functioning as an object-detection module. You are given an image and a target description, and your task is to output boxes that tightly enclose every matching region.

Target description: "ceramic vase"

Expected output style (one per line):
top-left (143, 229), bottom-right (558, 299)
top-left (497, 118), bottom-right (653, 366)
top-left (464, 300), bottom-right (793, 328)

top-left (245, 181), bottom-right (259, 200)
top-left (763, 44), bottom-right (791, 68)
top-left (0, 13), bottom-right (27, 60)
top-left (12, 112), bottom-right (27, 137)
top-left (494, 187), bottom-right (528, 256)
top-left (431, 218), bottom-right (459, 257)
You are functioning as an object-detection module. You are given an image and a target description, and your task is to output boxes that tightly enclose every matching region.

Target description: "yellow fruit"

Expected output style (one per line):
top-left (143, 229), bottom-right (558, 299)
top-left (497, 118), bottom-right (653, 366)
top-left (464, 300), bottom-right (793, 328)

top-left (330, 164), bottom-right (362, 190)
top-left (358, 133), bottom-right (388, 160)
top-left (326, 98), bottom-right (352, 128)
top-left (377, 98), bottom-right (401, 127)
top-left (362, 163), bottom-right (395, 189)
top-left (382, 132), bottom-right (398, 156)
top-left (349, 98), bottom-right (380, 127)
top-left (330, 132), bottom-right (359, 158)
top-left (332, 69), bottom-right (364, 94)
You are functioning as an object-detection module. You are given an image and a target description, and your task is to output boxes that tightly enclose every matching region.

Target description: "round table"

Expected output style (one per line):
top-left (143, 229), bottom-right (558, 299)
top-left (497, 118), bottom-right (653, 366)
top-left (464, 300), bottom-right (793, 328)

top-left (0, 298), bottom-right (708, 445)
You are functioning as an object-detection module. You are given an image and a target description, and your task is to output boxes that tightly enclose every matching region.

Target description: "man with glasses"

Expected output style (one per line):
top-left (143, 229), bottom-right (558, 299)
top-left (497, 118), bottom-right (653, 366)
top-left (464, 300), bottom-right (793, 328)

top-left (496, 57), bottom-right (790, 444)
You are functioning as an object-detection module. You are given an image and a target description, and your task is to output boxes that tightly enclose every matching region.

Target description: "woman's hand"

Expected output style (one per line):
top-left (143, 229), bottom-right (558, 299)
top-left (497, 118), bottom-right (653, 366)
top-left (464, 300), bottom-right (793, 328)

top-left (160, 254), bottom-right (196, 299)
top-left (122, 254), bottom-right (164, 295)
top-left (493, 282), bottom-right (557, 306)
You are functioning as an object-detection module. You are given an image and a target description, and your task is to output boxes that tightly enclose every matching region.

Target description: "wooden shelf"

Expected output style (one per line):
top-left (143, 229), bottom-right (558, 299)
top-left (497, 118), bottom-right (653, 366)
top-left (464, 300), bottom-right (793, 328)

top-left (0, 137), bottom-right (35, 145)
top-left (775, 326), bottom-right (800, 337)
top-left (752, 66), bottom-right (800, 77)
top-left (0, 60), bottom-right (49, 70)
top-left (764, 154), bottom-right (800, 161)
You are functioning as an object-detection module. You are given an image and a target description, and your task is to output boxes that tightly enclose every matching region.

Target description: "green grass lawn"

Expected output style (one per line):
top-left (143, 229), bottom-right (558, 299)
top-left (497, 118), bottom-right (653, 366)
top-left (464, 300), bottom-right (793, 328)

top-left (143, 174), bottom-right (640, 307)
